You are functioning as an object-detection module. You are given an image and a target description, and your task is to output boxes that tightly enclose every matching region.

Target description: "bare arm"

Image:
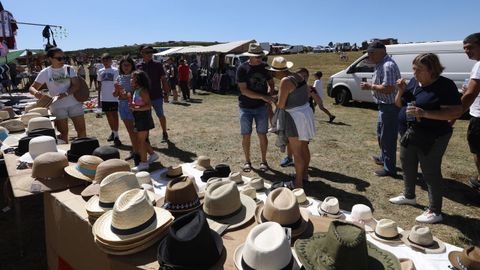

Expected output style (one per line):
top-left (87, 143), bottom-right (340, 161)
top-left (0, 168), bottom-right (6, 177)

top-left (29, 82), bottom-right (44, 99)
top-left (161, 75), bottom-right (170, 93)
top-left (276, 78), bottom-right (295, 109)
top-left (394, 79), bottom-right (407, 108)
top-left (460, 78), bottom-right (480, 113)
top-left (238, 82), bottom-right (272, 103)
top-left (267, 79), bottom-right (275, 95)
top-left (408, 105), bottom-right (463, 121)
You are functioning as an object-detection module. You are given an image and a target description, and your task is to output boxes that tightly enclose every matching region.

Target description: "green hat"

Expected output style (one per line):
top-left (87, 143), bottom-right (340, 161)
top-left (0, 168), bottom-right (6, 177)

top-left (294, 220), bottom-right (400, 270)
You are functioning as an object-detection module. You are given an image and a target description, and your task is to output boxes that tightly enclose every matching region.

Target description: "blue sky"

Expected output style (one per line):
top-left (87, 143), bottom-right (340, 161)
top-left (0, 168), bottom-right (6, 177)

top-left (4, 0), bottom-right (479, 51)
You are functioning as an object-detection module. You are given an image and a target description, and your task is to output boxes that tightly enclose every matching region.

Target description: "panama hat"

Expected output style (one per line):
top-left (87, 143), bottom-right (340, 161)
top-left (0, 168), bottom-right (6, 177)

top-left (80, 159), bottom-right (130, 197)
top-left (64, 155), bottom-right (103, 182)
top-left (241, 185), bottom-right (258, 201)
top-left (448, 246), bottom-right (480, 270)
top-left (92, 188), bottom-right (173, 243)
top-left (266, 56), bottom-right (294, 72)
top-left (255, 187), bottom-right (310, 237)
top-left (317, 196), bottom-right (345, 219)
top-left (20, 112), bottom-right (42, 126)
top-left (157, 210), bottom-right (224, 269)
top-left (194, 156), bottom-right (213, 171)
top-left (19, 136), bottom-right (65, 164)
top-left (294, 220), bottom-right (401, 270)
top-left (26, 117), bottom-right (53, 133)
top-left (166, 165), bottom-right (183, 178)
top-left (223, 171), bottom-right (247, 184)
top-left (370, 219), bottom-right (402, 244)
top-left (347, 204), bottom-right (377, 232)
top-left (0, 119), bottom-right (25, 133)
top-left (249, 177), bottom-right (265, 191)
top-left (29, 107), bottom-right (49, 117)
top-left (242, 43), bottom-right (269, 57)
top-left (135, 171), bottom-right (152, 186)
top-left (292, 188), bottom-right (313, 207)
top-left (400, 225), bottom-right (446, 254)
top-left (157, 176), bottom-right (202, 214)
top-left (234, 222), bottom-right (300, 270)
top-left (203, 180), bottom-right (256, 230)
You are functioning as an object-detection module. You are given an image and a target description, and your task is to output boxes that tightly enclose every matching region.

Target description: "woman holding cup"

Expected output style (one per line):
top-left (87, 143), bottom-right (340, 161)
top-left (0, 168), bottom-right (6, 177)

top-left (390, 53), bottom-right (462, 223)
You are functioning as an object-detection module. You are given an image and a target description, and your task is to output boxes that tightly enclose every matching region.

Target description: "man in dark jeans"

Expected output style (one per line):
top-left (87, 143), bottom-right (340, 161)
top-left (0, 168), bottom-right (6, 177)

top-left (360, 41), bottom-right (400, 177)
top-left (137, 45), bottom-right (171, 143)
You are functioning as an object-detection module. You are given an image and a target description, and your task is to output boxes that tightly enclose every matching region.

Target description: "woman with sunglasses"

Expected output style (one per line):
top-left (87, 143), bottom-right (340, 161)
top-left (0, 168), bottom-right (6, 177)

top-left (29, 47), bottom-right (87, 142)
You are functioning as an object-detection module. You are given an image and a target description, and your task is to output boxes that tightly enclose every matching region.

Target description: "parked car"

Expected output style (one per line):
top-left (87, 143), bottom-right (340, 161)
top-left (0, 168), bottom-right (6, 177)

top-left (327, 40), bottom-right (476, 105)
top-left (313, 46), bottom-right (327, 53)
top-left (324, 46), bottom-right (335, 52)
top-left (281, 45), bottom-right (305, 54)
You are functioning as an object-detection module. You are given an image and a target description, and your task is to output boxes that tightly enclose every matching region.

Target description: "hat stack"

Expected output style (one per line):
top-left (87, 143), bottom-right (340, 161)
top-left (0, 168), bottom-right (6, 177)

top-left (81, 159), bottom-right (130, 197)
top-left (66, 137), bottom-right (100, 162)
top-left (21, 112), bottom-right (42, 126)
top-left (92, 188), bottom-right (174, 255)
top-left (19, 136), bottom-right (66, 164)
top-left (64, 155), bottom-right (103, 182)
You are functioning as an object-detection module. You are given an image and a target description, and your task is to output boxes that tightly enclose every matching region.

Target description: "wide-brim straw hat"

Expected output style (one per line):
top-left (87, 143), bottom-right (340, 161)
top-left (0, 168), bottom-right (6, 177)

top-left (266, 56), bottom-right (294, 72)
top-left (64, 155), bottom-right (104, 182)
top-left (370, 219), bottom-right (402, 244)
top-left (92, 189), bottom-right (173, 243)
top-left (81, 159), bottom-right (131, 197)
top-left (19, 136), bottom-right (66, 164)
top-left (400, 225), bottom-right (446, 254)
top-left (86, 190), bottom-right (157, 218)
top-left (0, 119), bottom-right (25, 133)
top-left (242, 43), bottom-right (269, 57)
top-left (21, 112), bottom-right (42, 126)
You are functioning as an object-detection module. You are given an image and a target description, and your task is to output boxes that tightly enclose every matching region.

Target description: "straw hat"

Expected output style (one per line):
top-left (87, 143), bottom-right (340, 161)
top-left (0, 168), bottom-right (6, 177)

top-left (292, 188), bottom-right (313, 207)
top-left (29, 107), bottom-right (49, 117)
top-left (158, 176), bottom-right (202, 214)
top-left (242, 43), bottom-right (269, 57)
top-left (21, 112), bottom-right (42, 126)
top-left (400, 225), bottom-right (446, 254)
top-left (240, 186), bottom-right (257, 201)
top-left (194, 156), bottom-right (213, 171)
top-left (255, 187), bottom-right (310, 237)
top-left (24, 102), bottom-right (36, 113)
top-left (81, 159), bottom-right (131, 197)
top-left (92, 188), bottom-right (173, 243)
top-left (317, 196), bottom-right (345, 219)
top-left (206, 177), bottom-right (227, 189)
top-left (31, 152), bottom-right (69, 179)
top-left (266, 56), bottom-right (294, 72)
top-left (86, 172), bottom-right (140, 217)
top-left (64, 155), bottom-right (103, 182)
top-left (0, 126), bottom-right (8, 142)
top-left (166, 165), bottom-right (183, 178)
top-left (224, 172), bottom-right (246, 184)
top-left (27, 117), bottom-right (53, 133)
top-left (347, 204), bottom-right (377, 232)
top-left (370, 219), bottom-right (402, 244)
top-left (135, 171), bottom-right (152, 186)
top-left (448, 246), bottom-right (480, 270)
top-left (0, 119), bottom-right (25, 133)
top-left (249, 177), bottom-right (265, 191)
top-left (203, 181), bottom-right (256, 230)
top-left (19, 136), bottom-right (65, 164)
top-left (234, 222), bottom-right (300, 270)
top-left (0, 110), bottom-right (10, 120)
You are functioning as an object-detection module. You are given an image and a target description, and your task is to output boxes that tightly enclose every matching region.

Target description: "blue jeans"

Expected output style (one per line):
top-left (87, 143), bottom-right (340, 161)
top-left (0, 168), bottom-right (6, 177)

top-left (377, 104), bottom-right (399, 174)
top-left (239, 105), bottom-right (268, 135)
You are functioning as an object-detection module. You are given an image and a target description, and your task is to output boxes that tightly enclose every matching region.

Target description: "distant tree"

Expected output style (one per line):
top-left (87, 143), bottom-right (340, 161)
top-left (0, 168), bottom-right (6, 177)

top-left (328, 41), bottom-right (334, 47)
top-left (361, 40), bottom-right (369, 50)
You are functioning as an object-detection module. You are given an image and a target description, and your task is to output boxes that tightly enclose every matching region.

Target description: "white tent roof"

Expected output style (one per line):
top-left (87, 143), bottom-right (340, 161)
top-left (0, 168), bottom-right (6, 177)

top-left (154, 47), bottom-right (185, 56)
top-left (168, 40), bottom-right (256, 55)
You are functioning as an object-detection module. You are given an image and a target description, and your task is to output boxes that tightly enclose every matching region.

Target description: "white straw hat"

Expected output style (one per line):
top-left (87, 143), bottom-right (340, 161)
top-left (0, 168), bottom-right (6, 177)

top-left (29, 107), bottom-right (49, 117)
top-left (249, 177), bottom-right (264, 191)
top-left (21, 112), bottom-right (42, 125)
top-left (266, 56), bottom-right (294, 72)
top-left (19, 136), bottom-right (65, 164)
top-left (292, 188), bottom-right (312, 207)
top-left (400, 225), bottom-right (446, 254)
top-left (225, 172), bottom-right (246, 184)
top-left (135, 171), bottom-right (152, 186)
top-left (370, 219), bottom-right (402, 244)
top-left (317, 196), bottom-right (345, 219)
top-left (347, 204), bottom-right (377, 232)
top-left (27, 117), bottom-right (53, 132)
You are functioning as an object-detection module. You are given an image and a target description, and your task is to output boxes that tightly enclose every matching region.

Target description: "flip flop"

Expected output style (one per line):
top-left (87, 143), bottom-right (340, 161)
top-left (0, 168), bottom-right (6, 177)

top-left (242, 162), bottom-right (252, 173)
top-left (259, 162), bottom-right (269, 172)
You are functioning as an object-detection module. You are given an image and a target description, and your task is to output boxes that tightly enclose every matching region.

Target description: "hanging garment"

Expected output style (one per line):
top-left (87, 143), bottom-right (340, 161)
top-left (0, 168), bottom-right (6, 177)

top-left (0, 10), bottom-right (17, 38)
top-left (42, 25), bottom-right (57, 50)
top-left (0, 40), bottom-right (8, 56)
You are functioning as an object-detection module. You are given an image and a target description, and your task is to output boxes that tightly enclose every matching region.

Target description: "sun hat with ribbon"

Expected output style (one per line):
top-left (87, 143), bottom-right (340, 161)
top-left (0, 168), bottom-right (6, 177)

top-left (203, 180), bottom-right (256, 230)
top-left (26, 117), bottom-right (53, 133)
top-left (157, 210), bottom-right (224, 269)
top-left (234, 222), bottom-right (299, 270)
top-left (81, 159), bottom-right (131, 197)
top-left (194, 156), bottom-right (213, 171)
top-left (292, 188), bottom-right (312, 207)
top-left (19, 135), bottom-right (65, 164)
top-left (166, 165), bottom-right (183, 178)
top-left (448, 246), bottom-right (480, 270)
top-left (400, 225), bottom-right (446, 254)
top-left (317, 196), bottom-right (345, 219)
top-left (255, 187), bottom-right (310, 237)
top-left (20, 112), bottom-right (42, 126)
top-left (294, 220), bottom-right (401, 270)
top-left (64, 155), bottom-right (103, 182)
top-left (66, 137), bottom-right (100, 162)
top-left (266, 56), bottom-right (294, 72)
top-left (158, 176), bottom-right (202, 214)
top-left (92, 188), bottom-right (173, 243)
top-left (242, 43), bottom-right (269, 57)
top-left (370, 219), bottom-right (402, 244)
top-left (0, 119), bottom-right (25, 133)
top-left (347, 204), bottom-right (377, 232)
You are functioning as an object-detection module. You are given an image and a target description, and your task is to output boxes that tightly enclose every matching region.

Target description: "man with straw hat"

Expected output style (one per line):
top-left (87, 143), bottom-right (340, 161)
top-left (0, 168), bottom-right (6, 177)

top-left (237, 43), bottom-right (274, 173)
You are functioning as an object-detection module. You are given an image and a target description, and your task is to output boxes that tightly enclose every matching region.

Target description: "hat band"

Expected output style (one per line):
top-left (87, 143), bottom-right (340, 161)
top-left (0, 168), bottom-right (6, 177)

top-left (374, 231), bottom-right (400, 241)
top-left (0, 133), bottom-right (7, 140)
top-left (261, 212), bottom-right (303, 230)
top-left (111, 213), bottom-right (156, 235)
top-left (407, 236), bottom-right (435, 248)
top-left (99, 200), bottom-right (115, 208)
top-left (167, 172), bottom-right (182, 177)
top-left (320, 206), bottom-right (340, 216)
top-left (455, 256), bottom-right (468, 270)
top-left (241, 255), bottom-right (294, 270)
top-left (76, 164), bottom-right (96, 176)
top-left (270, 66), bottom-right (288, 71)
top-left (205, 204), bottom-right (242, 219)
top-left (163, 198), bottom-right (200, 211)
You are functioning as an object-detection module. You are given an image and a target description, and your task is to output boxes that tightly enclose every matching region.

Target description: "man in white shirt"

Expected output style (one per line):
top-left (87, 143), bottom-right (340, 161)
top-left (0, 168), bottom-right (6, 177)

top-left (460, 33), bottom-right (480, 190)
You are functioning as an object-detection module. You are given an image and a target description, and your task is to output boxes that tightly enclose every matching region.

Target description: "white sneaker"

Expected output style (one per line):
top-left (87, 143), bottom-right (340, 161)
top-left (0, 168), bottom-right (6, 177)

top-left (268, 127), bottom-right (277, 133)
top-left (389, 195), bottom-right (416, 205)
top-left (415, 209), bottom-right (443, 224)
top-left (132, 162), bottom-right (149, 172)
top-left (147, 152), bottom-right (159, 164)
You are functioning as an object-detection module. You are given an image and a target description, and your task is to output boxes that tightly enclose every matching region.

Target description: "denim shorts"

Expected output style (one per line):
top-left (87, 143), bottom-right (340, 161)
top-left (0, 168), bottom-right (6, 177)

top-left (118, 100), bottom-right (134, 121)
top-left (50, 103), bottom-right (84, 120)
top-left (151, 98), bottom-right (165, 118)
top-left (239, 105), bottom-right (268, 135)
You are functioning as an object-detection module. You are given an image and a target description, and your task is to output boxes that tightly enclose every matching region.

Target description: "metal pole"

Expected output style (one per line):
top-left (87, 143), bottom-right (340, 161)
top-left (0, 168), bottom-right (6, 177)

top-left (12, 21), bottom-right (63, 28)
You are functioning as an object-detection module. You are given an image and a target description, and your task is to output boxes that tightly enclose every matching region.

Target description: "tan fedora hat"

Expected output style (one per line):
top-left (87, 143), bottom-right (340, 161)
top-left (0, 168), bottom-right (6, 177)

top-left (157, 176), bottom-right (202, 214)
top-left (21, 112), bottom-right (42, 126)
top-left (249, 177), bottom-right (265, 191)
top-left (27, 117), bottom-right (53, 133)
top-left (317, 196), bottom-right (345, 219)
top-left (400, 225), bottom-right (446, 254)
top-left (194, 156), bottom-right (213, 171)
top-left (448, 246), bottom-right (480, 270)
top-left (166, 165), bottom-right (183, 178)
top-left (370, 219), bottom-right (402, 244)
top-left (92, 189), bottom-right (173, 243)
top-left (64, 155), bottom-right (104, 182)
top-left (242, 43), bottom-right (269, 57)
top-left (223, 172), bottom-right (246, 185)
top-left (0, 119), bottom-right (25, 133)
top-left (203, 180), bottom-right (256, 230)
top-left (31, 152), bottom-right (69, 179)
top-left (81, 159), bottom-right (131, 197)
top-left (86, 172), bottom-right (141, 217)
top-left (0, 110), bottom-right (10, 120)
top-left (292, 188), bottom-right (312, 207)
top-left (29, 107), bottom-right (49, 117)
top-left (255, 187), bottom-right (310, 237)
top-left (266, 56), bottom-right (294, 72)
top-left (347, 204), bottom-right (377, 232)
top-left (19, 136), bottom-right (66, 164)
top-left (241, 185), bottom-right (257, 201)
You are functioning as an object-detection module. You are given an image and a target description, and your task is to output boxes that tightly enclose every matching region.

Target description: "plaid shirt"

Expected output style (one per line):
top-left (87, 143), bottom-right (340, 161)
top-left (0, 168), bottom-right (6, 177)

top-left (372, 55), bottom-right (400, 104)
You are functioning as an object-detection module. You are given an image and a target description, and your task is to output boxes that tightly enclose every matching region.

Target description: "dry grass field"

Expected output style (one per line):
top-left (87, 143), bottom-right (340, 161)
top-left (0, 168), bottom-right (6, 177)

top-left (0, 51), bottom-right (479, 269)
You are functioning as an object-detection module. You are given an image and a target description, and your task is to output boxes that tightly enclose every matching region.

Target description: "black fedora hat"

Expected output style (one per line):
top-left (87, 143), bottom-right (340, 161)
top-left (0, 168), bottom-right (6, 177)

top-left (92, 145), bottom-right (120, 161)
top-left (27, 128), bottom-right (57, 142)
top-left (201, 168), bottom-right (218, 182)
top-left (214, 164), bottom-right (231, 178)
top-left (67, 137), bottom-right (100, 162)
top-left (157, 210), bottom-right (223, 269)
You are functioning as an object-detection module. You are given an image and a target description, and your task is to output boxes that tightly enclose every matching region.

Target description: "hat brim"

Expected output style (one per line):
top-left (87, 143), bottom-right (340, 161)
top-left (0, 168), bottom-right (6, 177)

top-left (206, 194), bottom-right (256, 230)
top-left (298, 197), bottom-right (313, 207)
top-left (265, 61), bottom-right (294, 72)
top-left (369, 231), bottom-right (403, 244)
top-left (1, 136), bottom-right (19, 148)
top-left (93, 207), bottom-right (173, 243)
top-left (448, 251), bottom-right (466, 270)
top-left (241, 51), bottom-right (269, 57)
top-left (400, 231), bottom-right (446, 254)
top-left (193, 164), bottom-right (213, 171)
top-left (81, 182), bottom-right (100, 197)
top-left (64, 165), bottom-right (95, 182)
top-left (234, 244), bottom-right (301, 270)
top-left (86, 191), bottom-right (157, 217)
top-left (255, 204), bottom-right (310, 237)
top-left (317, 205), bottom-right (345, 220)
top-left (157, 196), bottom-right (203, 214)
top-left (19, 149), bottom-right (66, 164)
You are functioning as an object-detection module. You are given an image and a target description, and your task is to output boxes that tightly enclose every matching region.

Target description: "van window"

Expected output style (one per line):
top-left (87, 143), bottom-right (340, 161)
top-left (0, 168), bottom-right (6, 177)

top-left (351, 58), bottom-right (375, 73)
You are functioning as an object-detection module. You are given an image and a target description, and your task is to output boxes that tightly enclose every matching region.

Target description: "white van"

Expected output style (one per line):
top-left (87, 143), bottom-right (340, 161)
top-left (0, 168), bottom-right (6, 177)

top-left (281, 45), bottom-right (305, 54)
top-left (327, 41), bottom-right (476, 105)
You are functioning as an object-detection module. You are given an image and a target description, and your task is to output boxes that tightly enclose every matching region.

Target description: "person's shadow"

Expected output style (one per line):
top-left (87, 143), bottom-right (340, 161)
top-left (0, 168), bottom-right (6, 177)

top-left (413, 176), bottom-right (480, 207)
top-left (155, 141), bottom-right (197, 163)
top-left (309, 167), bottom-right (371, 192)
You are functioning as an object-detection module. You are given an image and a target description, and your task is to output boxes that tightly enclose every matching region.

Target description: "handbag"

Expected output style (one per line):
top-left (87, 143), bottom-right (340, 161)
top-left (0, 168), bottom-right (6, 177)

top-left (67, 66), bottom-right (90, 102)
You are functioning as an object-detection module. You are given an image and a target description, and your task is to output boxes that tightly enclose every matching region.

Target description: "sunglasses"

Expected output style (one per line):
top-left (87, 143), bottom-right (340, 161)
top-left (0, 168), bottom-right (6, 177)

top-left (52, 56), bottom-right (66, 61)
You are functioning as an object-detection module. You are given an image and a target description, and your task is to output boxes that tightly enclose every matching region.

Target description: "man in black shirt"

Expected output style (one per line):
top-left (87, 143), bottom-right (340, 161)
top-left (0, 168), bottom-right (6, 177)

top-left (236, 43), bottom-right (275, 172)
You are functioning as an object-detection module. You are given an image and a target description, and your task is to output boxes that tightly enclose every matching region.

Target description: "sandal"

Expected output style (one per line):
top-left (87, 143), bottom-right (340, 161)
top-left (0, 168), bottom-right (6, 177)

top-left (259, 162), bottom-right (269, 172)
top-left (284, 181), bottom-right (295, 190)
top-left (242, 162), bottom-right (252, 172)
